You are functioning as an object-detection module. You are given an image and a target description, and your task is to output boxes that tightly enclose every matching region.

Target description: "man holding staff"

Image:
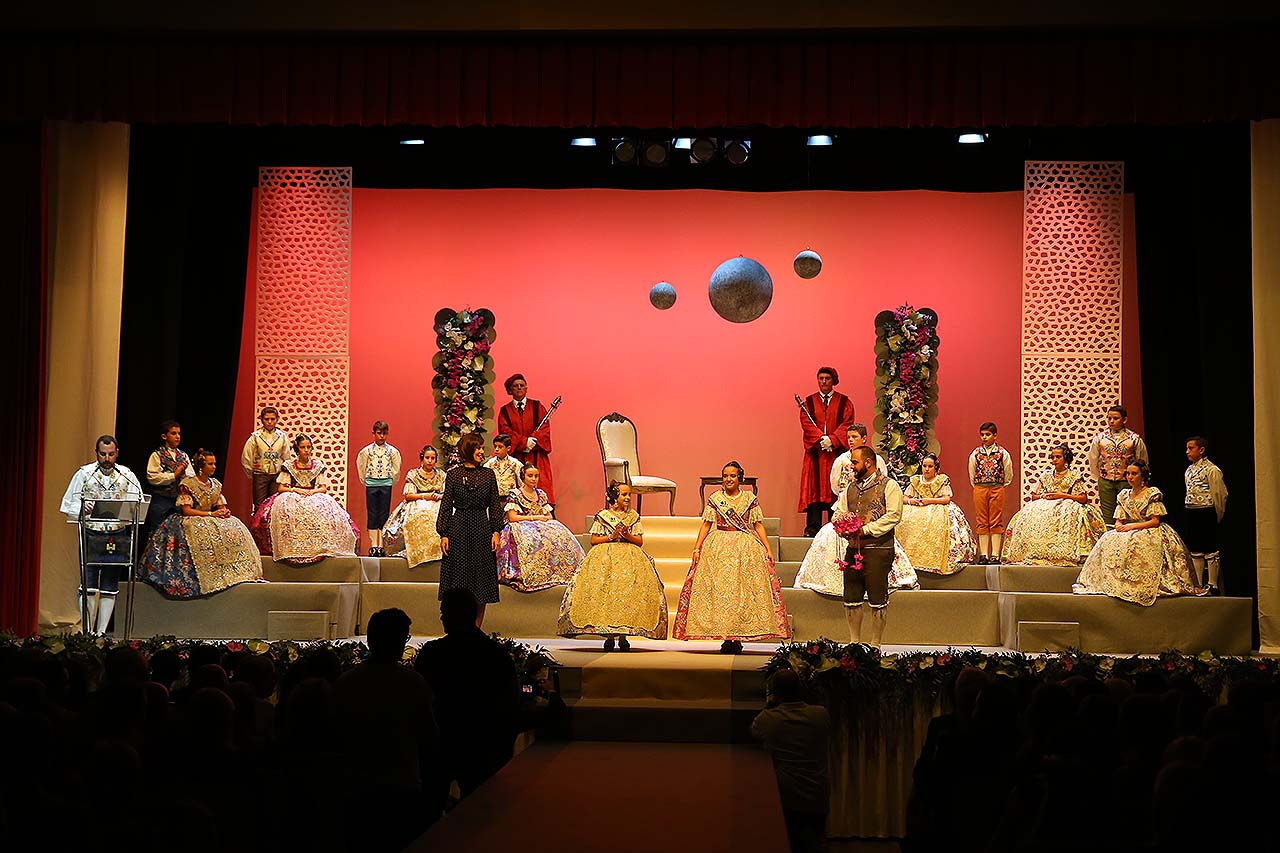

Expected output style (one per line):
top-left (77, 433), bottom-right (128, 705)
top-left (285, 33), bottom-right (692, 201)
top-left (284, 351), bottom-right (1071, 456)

top-left (797, 366), bottom-right (856, 536)
top-left (497, 374), bottom-right (558, 506)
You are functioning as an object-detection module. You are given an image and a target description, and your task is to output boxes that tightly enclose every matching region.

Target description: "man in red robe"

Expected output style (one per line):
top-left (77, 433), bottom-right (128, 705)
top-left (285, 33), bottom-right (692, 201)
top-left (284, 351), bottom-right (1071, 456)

top-left (798, 366), bottom-right (856, 536)
top-left (496, 374), bottom-right (555, 505)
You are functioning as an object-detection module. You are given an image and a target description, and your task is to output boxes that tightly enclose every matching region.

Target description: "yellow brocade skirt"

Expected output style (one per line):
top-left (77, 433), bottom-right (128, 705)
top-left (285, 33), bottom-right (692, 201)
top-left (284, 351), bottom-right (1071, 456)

top-left (1073, 523), bottom-right (1204, 606)
top-left (557, 542), bottom-right (668, 639)
top-left (384, 499), bottom-right (443, 567)
top-left (183, 516), bottom-right (262, 594)
top-left (1002, 499), bottom-right (1107, 566)
top-left (673, 529), bottom-right (790, 641)
top-left (895, 503), bottom-right (977, 574)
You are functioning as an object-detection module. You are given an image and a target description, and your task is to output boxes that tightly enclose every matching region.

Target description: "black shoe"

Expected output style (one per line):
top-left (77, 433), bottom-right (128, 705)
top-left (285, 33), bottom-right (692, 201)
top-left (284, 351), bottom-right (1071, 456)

top-left (618, 636), bottom-right (631, 652)
top-left (603, 637), bottom-right (615, 652)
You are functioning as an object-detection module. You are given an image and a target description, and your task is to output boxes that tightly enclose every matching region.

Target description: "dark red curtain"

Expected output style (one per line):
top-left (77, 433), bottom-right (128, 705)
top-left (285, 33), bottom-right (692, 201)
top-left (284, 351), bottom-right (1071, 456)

top-left (0, 122), bottom-right (46, 635)
top-left (2, 30), bottom-right (1277, 128)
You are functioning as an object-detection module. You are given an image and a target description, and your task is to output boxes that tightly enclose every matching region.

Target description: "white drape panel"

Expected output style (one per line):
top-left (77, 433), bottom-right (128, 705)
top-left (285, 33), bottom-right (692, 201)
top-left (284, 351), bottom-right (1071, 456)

top-left (1253, 119), bottom-right (1280, 652)
top-left (37, 121), bottom-right (130, 631)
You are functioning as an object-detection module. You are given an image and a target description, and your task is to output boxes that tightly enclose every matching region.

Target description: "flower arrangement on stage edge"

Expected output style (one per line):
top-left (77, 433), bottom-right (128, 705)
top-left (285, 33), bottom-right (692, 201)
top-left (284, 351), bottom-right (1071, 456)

top-left (0, 632), bottom-right (558, 691)
top-left (433, 307), bottom-right (496, 466)
top-left (764, 639), bottom-right (1280, 747)
top-left (874, 305), bottom-right (940, 483)
top-left (832, 512), bottom-right (864, 572)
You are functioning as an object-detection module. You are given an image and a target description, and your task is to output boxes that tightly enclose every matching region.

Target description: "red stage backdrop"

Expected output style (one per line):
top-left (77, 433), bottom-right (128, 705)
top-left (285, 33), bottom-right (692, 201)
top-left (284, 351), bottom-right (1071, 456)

top-left (227, 189), bottom-right (1140, 539)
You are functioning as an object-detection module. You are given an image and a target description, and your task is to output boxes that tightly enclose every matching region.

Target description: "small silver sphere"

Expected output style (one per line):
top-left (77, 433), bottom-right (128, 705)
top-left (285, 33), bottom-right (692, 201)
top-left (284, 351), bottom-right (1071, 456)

top-left (649, 281), bottom-right (677, 310)
top-left (793, 250), bottom-right (823, 279)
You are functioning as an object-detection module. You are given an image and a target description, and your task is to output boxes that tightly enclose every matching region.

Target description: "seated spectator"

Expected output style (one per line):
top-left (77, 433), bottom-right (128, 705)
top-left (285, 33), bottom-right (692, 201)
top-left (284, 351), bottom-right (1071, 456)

top-left (751, 668), bottom-right (831, 853)
top-left (414, 588), bottom-right (520, 806)
top-left (333, 607), bottom-right (439, 850)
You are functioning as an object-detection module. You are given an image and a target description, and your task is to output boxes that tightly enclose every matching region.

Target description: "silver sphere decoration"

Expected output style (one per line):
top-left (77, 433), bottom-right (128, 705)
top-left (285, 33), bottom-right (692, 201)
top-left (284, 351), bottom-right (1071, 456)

top-left (793, 249), bottom-right (823, 279)
top-left (708, 257), bottom-right (773, 323)
top-left (649, 281), bottom-right (677, 310)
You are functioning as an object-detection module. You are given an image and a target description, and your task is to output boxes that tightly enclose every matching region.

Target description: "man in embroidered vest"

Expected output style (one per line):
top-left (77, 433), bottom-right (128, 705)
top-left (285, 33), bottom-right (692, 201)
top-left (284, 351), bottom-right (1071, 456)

top-left (798, 366), bottom-right (857, 536)
top-left (60, 434), bottom-right (145, 634)
top-left (241, 406), bottom-right (294, 511)
top-left (1183, 436), bottom-right (1228, 593)
top-left (1086, 404), bottom-right (1149, 528)
top-left (838, 446), bottom-right (903, 649)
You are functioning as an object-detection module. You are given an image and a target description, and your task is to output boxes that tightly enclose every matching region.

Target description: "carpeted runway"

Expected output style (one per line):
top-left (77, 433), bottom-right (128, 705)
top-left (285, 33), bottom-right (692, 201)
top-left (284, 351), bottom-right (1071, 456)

top-left (407, 741), bottom-right (789, 853)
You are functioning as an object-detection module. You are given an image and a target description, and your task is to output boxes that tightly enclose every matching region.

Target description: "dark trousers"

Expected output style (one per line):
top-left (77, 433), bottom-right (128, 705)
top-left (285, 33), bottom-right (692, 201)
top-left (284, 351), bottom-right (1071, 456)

top-left (804, 502), bottom-right (830, 536)
top-left (145, 492), bottom-right (179, 543)
top-left (1181, 506), bottom-right (1219, 555)
top-left (252, 472), bottom-right (277, 509)
top-left (843, 533), bottom-right (894, 607)
top-left (783, 809), bottom-right (827, 853)
top-left (81, 529), bottom-right (130, 592)
top-left (366, 485), bottom-right (392, 530)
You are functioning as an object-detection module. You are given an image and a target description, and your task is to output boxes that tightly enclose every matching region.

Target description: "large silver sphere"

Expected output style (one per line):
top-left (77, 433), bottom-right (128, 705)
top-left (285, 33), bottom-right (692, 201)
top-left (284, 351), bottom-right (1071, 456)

top-left (649, 281), bottom-right (677, 310)
top-left (708, 257), bottom-right (773, 323)
top-left (793, 249), bottom-right (823, 279)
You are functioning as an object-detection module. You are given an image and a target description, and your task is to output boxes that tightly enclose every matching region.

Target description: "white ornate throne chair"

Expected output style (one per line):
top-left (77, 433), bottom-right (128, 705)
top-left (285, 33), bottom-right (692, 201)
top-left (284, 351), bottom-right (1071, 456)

top-left (596, 412), bottom-right (676, 515)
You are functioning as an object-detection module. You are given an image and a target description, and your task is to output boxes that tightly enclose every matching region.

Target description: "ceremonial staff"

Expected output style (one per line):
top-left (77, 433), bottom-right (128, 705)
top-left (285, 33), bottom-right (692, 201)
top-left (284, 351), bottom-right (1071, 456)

top-left (794, 394), bottom-right (822, 431)
top-left (533, 395), bottom-right (562, 433)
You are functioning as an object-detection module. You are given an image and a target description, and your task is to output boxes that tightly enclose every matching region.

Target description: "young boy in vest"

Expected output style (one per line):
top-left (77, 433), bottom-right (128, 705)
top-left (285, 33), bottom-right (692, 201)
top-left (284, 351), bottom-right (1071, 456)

top-left (968, 422), bottom-right (1013, 564)
top-left (357, 421), bottom-right (402, 557)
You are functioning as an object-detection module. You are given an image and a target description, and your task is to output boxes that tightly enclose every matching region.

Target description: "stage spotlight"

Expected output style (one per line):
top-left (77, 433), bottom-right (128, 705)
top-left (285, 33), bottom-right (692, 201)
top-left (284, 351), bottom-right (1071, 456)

top-left (724, 139), bottom-right (751, 166)
top-left (957, 131), bottom-right (987, 144)
top-left (690, 137), bottom-right (718, 164)
top-left (641, 140), bottom-right (671, 167)
top-left (612, 138), bottom-right (639, 165)
top-left (570, 136), bottom-right (598, 147)
top-left (673, 137), bottom-right (693, 150)
top-left (806, 134), bottom-right (834, 146)
top-left (399, 138), bottom-right (425, 145)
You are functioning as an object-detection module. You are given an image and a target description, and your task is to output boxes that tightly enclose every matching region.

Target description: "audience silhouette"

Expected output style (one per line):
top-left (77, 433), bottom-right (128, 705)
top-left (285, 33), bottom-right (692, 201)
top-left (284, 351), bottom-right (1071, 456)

top-left (5, 623), bottom-right (1278, 853)
top-left (414, 588), bottom-right (521, 805)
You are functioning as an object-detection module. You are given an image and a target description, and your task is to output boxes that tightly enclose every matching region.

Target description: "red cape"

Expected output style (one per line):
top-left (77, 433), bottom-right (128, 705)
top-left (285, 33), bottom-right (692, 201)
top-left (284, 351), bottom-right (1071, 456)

top-left (797, 391), bottom-right (856, 509)
top-left (497, 398), bottom-right (555, 504)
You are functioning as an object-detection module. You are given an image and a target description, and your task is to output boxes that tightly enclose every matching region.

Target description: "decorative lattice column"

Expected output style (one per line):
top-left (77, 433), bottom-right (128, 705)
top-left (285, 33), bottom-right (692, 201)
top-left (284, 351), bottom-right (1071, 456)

top-left (255, 167), bottom-right (352, 503)
top-left (1020, 162), bottom-right (1125, 499)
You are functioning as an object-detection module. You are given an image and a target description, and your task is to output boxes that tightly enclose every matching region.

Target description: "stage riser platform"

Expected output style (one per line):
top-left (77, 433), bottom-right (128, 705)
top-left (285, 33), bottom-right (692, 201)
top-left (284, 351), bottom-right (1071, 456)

top-left (785, 588), bottom-right (1004, 647)
top-left (549, 645), bottom-right (770, 742)
top-left (261, 556), bottom-right (372, 584)
top-left (360, 583), bottom-right (570, 641)
top-left (999, 592), bottom-right (1252, 654)
top-left (129, 576), bottom-right (1253, 654)
top-left (126, 581), bottom-right (360, 639)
